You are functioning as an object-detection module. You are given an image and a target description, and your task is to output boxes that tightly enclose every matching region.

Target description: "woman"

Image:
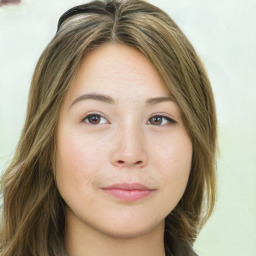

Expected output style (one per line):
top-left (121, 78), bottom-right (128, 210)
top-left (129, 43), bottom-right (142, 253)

top-left (0, 0), bottom-right (217, 255)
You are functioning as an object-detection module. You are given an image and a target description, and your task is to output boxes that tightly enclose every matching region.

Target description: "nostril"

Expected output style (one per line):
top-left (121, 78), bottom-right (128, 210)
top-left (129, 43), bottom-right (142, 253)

top-left (115, 160), bottom-right (143, 166)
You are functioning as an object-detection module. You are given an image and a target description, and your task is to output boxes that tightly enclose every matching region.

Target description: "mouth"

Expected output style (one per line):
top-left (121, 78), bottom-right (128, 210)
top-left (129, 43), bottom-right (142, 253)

top-left (102, 183), bottom-right (156, 202)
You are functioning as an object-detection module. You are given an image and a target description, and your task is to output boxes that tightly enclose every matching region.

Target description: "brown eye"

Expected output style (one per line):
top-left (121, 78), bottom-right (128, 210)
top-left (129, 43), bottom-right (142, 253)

top-left (148, 115), bottom-right (176, 126)
top-left (83, 114), bottom-right (108, 125)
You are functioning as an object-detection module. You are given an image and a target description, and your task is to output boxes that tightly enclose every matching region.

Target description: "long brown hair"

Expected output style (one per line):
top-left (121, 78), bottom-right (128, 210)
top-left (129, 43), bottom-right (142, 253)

top-left (0, 0), bottom-right (217, 255)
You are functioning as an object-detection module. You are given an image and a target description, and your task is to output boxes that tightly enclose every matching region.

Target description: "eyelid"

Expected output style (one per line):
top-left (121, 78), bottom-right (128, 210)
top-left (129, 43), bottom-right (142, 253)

top-left (81, 112), bottom-right (177, 126)
top-left (147, 113), bottom-right (177, 125)
top-left (81, 112), bottom-right (111, 125)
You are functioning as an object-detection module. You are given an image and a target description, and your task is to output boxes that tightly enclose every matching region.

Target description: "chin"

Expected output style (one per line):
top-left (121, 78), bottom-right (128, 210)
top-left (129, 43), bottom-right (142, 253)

top-left (98, 219), bottom-right (164, 240)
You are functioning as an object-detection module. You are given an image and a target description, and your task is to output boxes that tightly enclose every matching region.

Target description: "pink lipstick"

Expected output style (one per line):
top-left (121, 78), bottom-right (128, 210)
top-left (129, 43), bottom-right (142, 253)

top-left (102, 183), bottom-right (155, 202)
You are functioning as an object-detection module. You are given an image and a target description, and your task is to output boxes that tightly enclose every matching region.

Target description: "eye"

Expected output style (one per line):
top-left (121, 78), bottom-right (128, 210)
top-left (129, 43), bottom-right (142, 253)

top-left (147, 115), bottom-right (176, 126)
top-left (82, 114), bottom-right (108, 125)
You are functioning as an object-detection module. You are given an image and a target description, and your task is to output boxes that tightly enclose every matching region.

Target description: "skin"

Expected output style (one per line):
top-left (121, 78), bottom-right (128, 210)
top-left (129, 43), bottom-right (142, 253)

top-left (56, 43), bottom-right (192, 256)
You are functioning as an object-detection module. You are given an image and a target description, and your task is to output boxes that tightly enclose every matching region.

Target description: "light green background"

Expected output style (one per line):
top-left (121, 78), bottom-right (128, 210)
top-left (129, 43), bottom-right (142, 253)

top-left (0, 0), bottom-right (255, 255)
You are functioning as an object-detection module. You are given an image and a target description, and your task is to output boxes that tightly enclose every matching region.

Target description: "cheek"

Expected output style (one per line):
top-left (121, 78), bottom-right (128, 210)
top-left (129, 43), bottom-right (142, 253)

top-left (151, 129), bottom-right (192, 171)
top-left (55, 131), bottom-right (106, 195)
top-left (150, 130), bottom-right (192, 201)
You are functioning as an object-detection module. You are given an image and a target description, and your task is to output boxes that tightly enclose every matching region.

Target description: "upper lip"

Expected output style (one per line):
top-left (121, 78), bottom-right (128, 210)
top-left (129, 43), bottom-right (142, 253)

top-left (103, 183), bottom-right (154, 191)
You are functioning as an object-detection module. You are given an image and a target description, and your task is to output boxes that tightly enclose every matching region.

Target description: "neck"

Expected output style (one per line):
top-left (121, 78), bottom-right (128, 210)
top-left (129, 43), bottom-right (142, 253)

top-left (64, 214), bottom-right (166, 256)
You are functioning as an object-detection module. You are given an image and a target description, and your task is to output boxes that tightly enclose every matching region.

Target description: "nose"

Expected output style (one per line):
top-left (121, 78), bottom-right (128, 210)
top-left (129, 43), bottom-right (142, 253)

top-left (110, 125), bottom-right (148, 169)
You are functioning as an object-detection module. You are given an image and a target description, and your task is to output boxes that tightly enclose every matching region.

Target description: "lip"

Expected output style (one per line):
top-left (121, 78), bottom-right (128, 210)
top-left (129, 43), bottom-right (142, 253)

top-left (102, 183), bottom-right (155, 202)
top-left (103, 183), bottom-right (153, 191)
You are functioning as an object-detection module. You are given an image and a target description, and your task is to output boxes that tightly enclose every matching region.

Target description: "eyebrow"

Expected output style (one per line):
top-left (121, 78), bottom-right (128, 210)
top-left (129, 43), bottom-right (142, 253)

top-left (70, 93), bottom-right (176, 108)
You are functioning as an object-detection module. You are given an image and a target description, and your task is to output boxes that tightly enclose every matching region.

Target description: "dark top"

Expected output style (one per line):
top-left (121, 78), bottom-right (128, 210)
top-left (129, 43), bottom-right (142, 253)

top-left (165, 239), bottom-right (198, 256)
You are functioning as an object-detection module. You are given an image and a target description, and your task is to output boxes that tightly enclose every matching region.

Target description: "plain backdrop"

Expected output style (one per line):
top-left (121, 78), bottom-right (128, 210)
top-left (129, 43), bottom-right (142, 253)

top-left (0, 0), bottom-right (255, 255)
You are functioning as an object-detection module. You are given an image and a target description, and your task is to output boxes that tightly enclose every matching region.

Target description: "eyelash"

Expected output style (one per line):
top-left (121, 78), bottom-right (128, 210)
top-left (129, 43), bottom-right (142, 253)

top-left (82, 113), bottom-right (176, 126)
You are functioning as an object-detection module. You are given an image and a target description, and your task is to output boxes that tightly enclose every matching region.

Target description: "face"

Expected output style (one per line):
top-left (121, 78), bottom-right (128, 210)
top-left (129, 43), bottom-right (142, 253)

top-left (56, 43), bottom-right (192, 239)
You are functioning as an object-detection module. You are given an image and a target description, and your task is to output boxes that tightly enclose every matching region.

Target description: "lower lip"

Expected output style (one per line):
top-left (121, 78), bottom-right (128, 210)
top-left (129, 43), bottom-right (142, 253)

top-left (102, 188), bottom-right (153, 202)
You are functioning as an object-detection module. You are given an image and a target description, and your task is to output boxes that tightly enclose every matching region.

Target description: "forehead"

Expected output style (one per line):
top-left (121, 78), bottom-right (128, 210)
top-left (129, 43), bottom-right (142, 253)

top-left (68, 43), bottom-right (171, 99)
